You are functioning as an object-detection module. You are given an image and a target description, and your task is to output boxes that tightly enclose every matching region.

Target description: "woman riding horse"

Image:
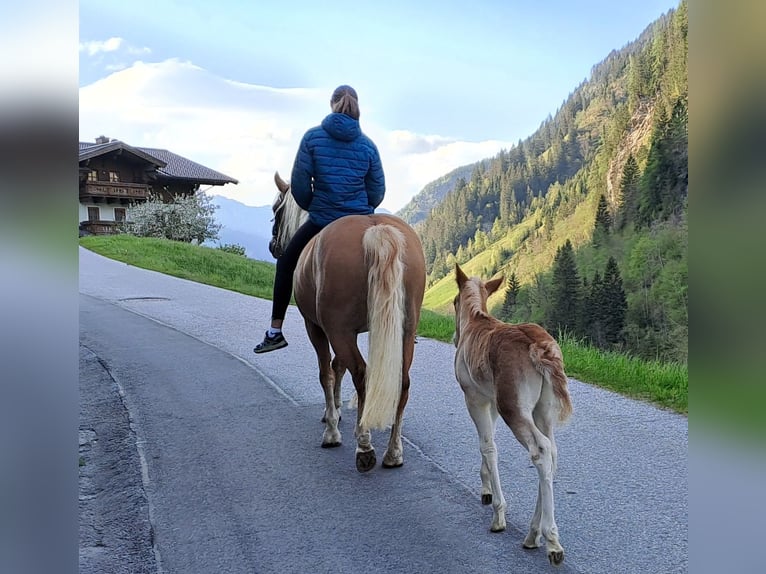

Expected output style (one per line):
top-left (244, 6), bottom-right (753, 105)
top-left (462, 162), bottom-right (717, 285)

top-left (254, 84), bottom-right (386, 353)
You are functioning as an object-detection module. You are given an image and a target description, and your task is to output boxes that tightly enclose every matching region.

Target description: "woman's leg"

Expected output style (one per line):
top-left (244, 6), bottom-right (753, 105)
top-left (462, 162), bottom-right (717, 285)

top-left (271, 220), bottom-right (322, 322)
top-left (254, 220), bottom-right (322, 353)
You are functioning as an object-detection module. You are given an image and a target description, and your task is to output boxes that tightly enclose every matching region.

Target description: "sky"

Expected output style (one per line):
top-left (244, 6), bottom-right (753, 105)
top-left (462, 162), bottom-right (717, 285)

top-left (79, 0), bottom-right (679, 213)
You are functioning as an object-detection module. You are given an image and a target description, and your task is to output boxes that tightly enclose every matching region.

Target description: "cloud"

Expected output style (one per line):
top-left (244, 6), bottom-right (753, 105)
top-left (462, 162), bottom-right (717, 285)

top-left (79, 37), bottom-right (123, 56)
top-left (79, 59), bottom-right (514, 213)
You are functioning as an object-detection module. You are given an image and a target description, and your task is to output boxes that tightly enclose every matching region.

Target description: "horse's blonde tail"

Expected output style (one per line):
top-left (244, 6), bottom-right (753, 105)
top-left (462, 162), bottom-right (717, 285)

top-left (530, 340), bottom-right (573, 424)
top-left (360, 225), bottom-right (406, 430)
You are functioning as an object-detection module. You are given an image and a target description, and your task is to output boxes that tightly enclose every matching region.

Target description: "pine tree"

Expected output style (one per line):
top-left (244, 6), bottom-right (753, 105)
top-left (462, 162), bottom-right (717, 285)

top-left (585, 270), bottom-right (605, 347)
top-left (617, 154), bottom-right (640, 230)
top-left (500, 272), bottom-right (520, 322)
top-left (547, 239), bottom-right (581, 336)
top-left (601, 256), bottom-right (627, 346)
top-left (593, 194), bottom-right (612, 246)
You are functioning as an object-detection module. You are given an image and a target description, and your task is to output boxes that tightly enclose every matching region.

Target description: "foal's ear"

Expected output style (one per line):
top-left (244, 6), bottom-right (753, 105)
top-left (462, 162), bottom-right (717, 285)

top-left (274, 171), bottom-right (290, 194)
top-left (455, 263), bottom-right (468, 289)
top-left (485, 276), bottom-right (504, 297)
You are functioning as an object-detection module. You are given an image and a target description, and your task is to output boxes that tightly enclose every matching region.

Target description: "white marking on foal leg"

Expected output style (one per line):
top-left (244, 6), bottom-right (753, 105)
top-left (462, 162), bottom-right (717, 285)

top-left (529, 433), bottom-right (564, 565)
top-left (523, 482), bottom-right (543, 548)
top-left (465, 399), bottom-right (506, 532)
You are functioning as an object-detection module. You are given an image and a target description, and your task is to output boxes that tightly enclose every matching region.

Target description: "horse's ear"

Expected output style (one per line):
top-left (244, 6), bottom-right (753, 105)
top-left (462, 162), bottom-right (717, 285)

top-left (485, 276), bottom-right (504, 297)
top-left (455, 263), bottom-right (468, 289)
top-left (274, 171), bottom-right (290, 194)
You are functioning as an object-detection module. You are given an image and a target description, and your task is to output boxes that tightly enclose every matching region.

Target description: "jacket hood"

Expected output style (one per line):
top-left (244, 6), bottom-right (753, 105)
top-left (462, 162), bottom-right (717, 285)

top-left (321, 113), bottom-right (361, 142)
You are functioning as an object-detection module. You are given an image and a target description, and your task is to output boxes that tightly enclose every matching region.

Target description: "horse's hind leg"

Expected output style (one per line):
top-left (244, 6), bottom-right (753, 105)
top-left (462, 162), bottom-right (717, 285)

top-left (525, 388), bottom-right (559, 551)
top-left (382, 335), bottom-right (415, 468)
top-left (333, 336), bottom-right (375, 472)
top-left (465, 396), bottom-right (506, 532)
top-left (305, 321), bottom-right (341, 448)
top-left (505, 413), bottom-right (564, 566)
top-left (331, 356), bottom-right (345, 413)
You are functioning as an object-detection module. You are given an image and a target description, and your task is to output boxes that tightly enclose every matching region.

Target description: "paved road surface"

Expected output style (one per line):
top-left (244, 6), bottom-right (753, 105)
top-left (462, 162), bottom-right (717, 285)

top-left (79, 246), bottom-right (687, 573)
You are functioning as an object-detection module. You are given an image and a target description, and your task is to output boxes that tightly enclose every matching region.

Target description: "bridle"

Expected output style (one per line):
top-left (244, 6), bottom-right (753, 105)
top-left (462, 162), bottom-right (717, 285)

top-left (269, 192), bottom-right (287, 259)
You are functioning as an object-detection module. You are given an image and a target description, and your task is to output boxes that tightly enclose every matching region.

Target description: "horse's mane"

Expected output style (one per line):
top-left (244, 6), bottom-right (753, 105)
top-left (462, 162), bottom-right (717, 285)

top-left (462, 278), bottom-right (492, 320)
top-left (274, 186), bottom-right (309, 248)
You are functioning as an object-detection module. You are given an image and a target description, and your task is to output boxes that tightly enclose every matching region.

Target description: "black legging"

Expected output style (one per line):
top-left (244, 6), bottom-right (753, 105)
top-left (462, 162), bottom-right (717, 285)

top-left (271, 220), bottom-right (324, 321)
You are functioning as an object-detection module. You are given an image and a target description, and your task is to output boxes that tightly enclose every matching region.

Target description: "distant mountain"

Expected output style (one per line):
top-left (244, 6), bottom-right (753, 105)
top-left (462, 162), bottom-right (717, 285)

top-left (207, 195), bottom-right (275, 262)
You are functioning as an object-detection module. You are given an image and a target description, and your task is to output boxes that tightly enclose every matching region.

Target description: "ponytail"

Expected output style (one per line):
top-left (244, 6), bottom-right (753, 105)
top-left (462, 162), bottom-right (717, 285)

top-left (330, 85), bottom-right (360, 120)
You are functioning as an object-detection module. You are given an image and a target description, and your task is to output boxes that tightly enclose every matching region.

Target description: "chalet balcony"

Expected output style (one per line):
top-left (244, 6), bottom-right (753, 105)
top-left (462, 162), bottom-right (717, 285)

top-left (80, 181), bottom-right (149, 202)
top-left (79, 220), bottom-right (120, 236)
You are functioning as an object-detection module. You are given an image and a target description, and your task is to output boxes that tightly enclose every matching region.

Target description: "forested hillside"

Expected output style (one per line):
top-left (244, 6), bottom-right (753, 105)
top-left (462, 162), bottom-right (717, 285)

top-left (398, 163), bottom-right (481, 226)
top-left (405, 1), bottom-right (687, 363)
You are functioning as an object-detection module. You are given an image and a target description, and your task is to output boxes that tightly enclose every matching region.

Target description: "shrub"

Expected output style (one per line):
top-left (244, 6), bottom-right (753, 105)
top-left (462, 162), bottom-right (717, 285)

top-left (217, 243), bottom-right (246, 256)
top-left (123, 191), bottom-right (221, 243)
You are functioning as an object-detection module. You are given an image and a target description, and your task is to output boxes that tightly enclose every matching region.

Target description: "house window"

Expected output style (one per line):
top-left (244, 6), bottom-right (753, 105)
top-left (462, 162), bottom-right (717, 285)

top-left (87, 206), bottom-right (100, 221)
top-left (88, 170), bottom-right (97, 182)
top-left (109, 171), bottom-right (120, 182)
top-left (114, 208), bottom-right (126, 223)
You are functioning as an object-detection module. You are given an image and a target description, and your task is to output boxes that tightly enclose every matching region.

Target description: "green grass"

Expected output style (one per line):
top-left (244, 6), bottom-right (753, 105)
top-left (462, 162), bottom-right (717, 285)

top-left (81, 234), bottom-right (687, 415)
top-left (417, 308), bottom-right (457, 343)
top-left (80, 235), bottom-right (275, 299)
top-left (557, 333), bottom-right (687, 414)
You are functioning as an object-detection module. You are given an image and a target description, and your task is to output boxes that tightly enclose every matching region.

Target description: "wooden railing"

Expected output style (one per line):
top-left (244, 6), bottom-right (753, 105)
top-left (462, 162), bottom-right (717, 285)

top-left (79, 220), bottom-right (120, 236)
top-left (81, 181), bottom-right (149, 200)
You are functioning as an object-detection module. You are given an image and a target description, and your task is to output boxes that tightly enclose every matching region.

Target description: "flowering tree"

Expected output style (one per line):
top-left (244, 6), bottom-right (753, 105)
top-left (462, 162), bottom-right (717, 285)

top-left (123, 191), bottom-right (221, 244)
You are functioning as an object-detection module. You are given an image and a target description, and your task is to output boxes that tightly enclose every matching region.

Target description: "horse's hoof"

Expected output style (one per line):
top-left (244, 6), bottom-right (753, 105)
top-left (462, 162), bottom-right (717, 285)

top-left (381, 459), bottom-right (403, 469)
top-left (321, 441), bottom-right (341, 449)
top-left (321, 415), bottom-right (341, 423)
top-left (481, 494), bottom-right (492, 505)
top-left (548, 549), bottom-right (564, 566)
top-left (356, 450), bottom-right (376, 472)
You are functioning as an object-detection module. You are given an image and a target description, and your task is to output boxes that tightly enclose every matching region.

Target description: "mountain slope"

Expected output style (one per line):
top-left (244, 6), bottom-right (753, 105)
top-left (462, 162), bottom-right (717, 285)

top-left (416, 1), bottom-right (687, 363)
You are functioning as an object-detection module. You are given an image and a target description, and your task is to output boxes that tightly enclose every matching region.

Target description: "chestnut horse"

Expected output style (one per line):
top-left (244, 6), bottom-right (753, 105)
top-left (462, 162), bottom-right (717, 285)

top-left (270, 172), bottom-right (426, 472)
top-left (452, 264), bottom-right (573, 566)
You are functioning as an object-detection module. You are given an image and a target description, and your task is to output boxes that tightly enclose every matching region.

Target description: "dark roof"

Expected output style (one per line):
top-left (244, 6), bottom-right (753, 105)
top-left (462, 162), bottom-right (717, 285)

top-left (79, 140), bottom-right (238, 186)
top-left (136, 146), bottom-right (238, 185)
top-left (79, 140), bottom-right (166, 167)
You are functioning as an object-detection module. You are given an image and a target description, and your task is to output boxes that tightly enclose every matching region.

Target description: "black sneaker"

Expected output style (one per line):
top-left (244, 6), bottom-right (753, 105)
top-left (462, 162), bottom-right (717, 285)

top-left (253, 331), bottom-right (288, 354)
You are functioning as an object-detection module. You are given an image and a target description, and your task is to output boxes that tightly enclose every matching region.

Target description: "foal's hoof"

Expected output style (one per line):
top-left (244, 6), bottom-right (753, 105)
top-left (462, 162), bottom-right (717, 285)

top-left (356, 450), bottom-right (376, 472)
top-left (548, 549), bottom-right (565, 566)
top-left (321, 441), bottom-right (341, 449)
top-left (481, 493), bottom-right (492, 505)
top-left (381, 459), bottom-right (403, 469)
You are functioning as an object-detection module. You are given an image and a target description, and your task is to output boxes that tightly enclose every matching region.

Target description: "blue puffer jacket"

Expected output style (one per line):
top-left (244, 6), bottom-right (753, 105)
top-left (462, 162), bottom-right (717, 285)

top-left (290, 112), bottom-right (385, 227)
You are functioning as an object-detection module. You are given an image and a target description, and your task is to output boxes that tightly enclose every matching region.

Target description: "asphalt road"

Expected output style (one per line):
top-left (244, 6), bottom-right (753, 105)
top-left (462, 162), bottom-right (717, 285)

top-left (79, 246), bottom-right (688, 574)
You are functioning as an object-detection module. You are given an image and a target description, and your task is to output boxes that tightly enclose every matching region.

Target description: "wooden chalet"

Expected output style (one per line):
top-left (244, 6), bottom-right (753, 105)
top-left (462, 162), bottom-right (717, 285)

top-left (78, 136), bottom-right (238, 235)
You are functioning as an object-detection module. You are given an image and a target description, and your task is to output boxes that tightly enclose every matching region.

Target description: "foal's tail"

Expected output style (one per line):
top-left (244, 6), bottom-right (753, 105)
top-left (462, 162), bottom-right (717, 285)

top-left (360, 225), bottom-right (406, 430)
top-left (530, 340), bottom-right (573, 424)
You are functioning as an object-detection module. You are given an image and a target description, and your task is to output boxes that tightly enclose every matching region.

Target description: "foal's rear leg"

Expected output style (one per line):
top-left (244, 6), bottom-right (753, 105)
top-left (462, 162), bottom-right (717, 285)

top-left (524, 397), bottom-right (560, 552)
top-left (505, 413), bottom-right (564, 566)
top-left (304, 321), bottom-right (341, 448)
top-left (464, 396), bottom-right (506, 532)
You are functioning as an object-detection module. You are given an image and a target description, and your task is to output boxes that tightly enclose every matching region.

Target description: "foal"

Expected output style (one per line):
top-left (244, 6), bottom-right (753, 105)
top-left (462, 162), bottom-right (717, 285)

top-left (452, 264), bottom-right (573, 566)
